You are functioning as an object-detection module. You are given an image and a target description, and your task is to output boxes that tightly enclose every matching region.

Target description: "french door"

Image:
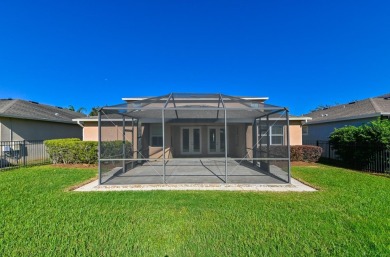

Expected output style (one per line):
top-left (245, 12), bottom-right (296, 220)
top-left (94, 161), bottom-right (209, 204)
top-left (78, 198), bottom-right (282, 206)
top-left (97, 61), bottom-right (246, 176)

top-left (181, 127), bottom-right (201, 154)
top-left (208, 127), bottom-right (225, 153)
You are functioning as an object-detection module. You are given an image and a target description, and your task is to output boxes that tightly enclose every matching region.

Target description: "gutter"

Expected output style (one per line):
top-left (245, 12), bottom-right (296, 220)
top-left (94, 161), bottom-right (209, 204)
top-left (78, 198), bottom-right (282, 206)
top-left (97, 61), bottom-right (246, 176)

top-left (0, 114), bottom-right (82, 124)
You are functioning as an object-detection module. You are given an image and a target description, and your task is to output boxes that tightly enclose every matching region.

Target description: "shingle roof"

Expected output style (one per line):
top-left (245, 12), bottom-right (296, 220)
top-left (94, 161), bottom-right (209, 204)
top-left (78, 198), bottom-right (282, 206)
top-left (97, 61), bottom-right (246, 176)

top-left (305, 93), bottom-right (390, 124)
top-left (0, 99), bottom-right (86, 123)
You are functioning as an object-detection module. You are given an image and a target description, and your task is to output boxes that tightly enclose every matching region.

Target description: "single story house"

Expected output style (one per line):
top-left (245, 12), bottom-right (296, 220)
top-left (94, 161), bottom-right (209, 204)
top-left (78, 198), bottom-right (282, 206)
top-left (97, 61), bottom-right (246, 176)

top-left (74, 93), bottom-right (311, 185)
top-left (0, 98), bottom-right (85, 141)
top-left (74, 96), bottom-right (310, 147)
top-left (302, 93), bottom-right (390, 145)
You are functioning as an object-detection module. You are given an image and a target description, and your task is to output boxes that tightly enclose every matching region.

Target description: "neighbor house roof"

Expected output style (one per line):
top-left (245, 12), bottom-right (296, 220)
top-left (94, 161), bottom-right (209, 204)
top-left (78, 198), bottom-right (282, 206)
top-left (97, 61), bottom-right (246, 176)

top-left (0, 99), bottom-right (86, 124)
top-left (304, 93), bottom-right (390, 125)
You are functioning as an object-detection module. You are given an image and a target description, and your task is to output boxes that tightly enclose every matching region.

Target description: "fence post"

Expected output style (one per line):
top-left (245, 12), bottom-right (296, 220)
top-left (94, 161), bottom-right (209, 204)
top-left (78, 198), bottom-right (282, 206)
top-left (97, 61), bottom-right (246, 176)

top-left (23, 140), bottom-right (26, 166)
top-left (328, 141), bottom-right (331, 159)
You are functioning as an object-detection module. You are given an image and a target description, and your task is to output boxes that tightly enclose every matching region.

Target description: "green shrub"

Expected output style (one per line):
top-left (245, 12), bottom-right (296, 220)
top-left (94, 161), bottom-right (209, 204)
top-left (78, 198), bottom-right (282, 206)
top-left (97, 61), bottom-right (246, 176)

top-left (101, 141), bottom-right (133, 159)
top-left (44, 138), bottom-right (98, 164)
top-left (329, 119), bottom-right (390, 169)
top-left (258, 145), bottom-right (322, 162)
top-left (290, 145), bottom-right (322, 162)
top-left (44, 139), bottom-right (133, 164)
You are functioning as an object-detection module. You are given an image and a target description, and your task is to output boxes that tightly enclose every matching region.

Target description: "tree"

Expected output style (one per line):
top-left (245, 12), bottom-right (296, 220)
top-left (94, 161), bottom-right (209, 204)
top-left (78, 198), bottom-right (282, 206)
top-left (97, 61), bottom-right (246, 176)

top-left (76, 107), bottom-right (86, 113)
top-left (68, 105), bottom-right (86, 114)
top-left (89, 106), bottom-right (100, 116)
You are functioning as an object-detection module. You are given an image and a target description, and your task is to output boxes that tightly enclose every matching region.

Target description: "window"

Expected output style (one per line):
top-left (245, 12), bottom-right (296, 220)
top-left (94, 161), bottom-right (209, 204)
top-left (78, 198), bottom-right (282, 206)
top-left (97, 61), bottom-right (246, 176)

top-left (150, 124), bottom-right (163, 147)
top-left (258, 125), bottom-right (284, 145)
top-left (302, 126), bottom-right (308, 135)
top-left (271, 126), bottom-right (284, 145)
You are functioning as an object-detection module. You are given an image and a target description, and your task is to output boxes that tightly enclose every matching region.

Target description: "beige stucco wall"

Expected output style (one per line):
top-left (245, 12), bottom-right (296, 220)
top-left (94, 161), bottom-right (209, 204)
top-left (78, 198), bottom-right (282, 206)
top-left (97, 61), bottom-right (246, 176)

top-left (83, 122), bottom-right (137, 142)
top-left (0, 117), bottom-right (82, 141)
top-left (83, 120), bottom-right (304, 160)
top-left (289, 122), bottom-right (303, 145)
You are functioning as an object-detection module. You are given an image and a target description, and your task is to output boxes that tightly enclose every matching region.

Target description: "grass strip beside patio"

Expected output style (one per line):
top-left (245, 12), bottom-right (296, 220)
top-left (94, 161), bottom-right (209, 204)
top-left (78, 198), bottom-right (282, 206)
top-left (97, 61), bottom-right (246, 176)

top-left (0, 165), bottom-right (389, 256)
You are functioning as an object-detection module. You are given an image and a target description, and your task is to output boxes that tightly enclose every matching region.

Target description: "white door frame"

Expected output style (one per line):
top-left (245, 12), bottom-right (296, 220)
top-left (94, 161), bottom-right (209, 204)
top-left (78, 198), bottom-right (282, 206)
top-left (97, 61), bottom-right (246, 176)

top-left (180, 127), bottom-right (202, 154)
top-left (207, 126), bottom-right (225, 154)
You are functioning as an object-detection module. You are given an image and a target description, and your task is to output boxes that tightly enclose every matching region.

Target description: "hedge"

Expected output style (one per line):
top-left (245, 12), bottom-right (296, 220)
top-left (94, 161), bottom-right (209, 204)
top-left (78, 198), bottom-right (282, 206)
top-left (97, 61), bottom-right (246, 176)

top-left (101, 140), bottom-right (133, 159)
top-left (290, 145), bottom-right (322, 162)
top-left (44, 139), bottom-right (133, 164)
top-left (258, 145), bottom-right (322, 162)
top-left (44, 138), bottom-right (98, 164)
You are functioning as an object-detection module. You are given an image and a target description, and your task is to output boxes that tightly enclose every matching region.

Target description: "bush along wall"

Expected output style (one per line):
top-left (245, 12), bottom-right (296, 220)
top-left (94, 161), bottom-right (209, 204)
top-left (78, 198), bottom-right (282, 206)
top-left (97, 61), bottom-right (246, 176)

top-left (44, 139), bottom-right (133, 164)
top-left (44, 138), bottom-right (98, 164)
top-left (290, 145), bottom-right (322, 162)
top-left (258, 145), bottom-right (322, 162)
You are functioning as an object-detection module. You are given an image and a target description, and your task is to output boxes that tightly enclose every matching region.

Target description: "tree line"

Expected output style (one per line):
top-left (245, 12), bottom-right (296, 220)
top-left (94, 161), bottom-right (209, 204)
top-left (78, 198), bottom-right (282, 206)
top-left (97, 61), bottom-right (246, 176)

top-left (67, 105), bottom-right (99, 116)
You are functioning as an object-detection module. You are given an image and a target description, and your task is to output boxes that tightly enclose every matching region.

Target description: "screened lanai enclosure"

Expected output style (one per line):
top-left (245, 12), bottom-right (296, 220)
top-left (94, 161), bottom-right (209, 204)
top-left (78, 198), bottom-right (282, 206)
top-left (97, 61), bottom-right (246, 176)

top-left (98, 93), bottom-right (291, 185)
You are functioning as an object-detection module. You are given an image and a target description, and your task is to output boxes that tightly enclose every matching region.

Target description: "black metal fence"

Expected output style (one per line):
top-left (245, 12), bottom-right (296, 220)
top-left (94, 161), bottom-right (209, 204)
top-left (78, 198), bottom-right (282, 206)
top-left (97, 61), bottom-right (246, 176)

top-left (316, 140), bottom-right (390, 173)
top-left (0, 140), bottom-right (50, 170)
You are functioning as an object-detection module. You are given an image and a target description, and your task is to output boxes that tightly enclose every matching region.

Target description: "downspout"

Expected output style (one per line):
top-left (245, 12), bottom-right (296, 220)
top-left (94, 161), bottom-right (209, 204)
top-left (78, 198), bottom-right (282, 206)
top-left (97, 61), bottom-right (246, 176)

top-left (76, 120), bottom-right (85, 128)
top-left (10, 118), bottom-right (13, 141)
top-left (76, 120), bottom-right (84, 140)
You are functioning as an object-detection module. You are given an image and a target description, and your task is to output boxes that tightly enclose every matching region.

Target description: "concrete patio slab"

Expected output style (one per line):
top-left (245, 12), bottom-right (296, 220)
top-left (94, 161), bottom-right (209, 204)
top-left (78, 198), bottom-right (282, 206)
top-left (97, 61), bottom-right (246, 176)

top-left (101, 159), bottom-right (289, 185)
top-left (74, 177), bottom-right (316, 192)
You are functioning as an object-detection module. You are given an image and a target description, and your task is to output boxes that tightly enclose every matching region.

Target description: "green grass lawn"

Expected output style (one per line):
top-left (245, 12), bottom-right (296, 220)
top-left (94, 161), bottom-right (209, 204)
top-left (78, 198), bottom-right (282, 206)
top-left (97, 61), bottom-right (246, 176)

top-left (0, 165), bottom-right (389, 256)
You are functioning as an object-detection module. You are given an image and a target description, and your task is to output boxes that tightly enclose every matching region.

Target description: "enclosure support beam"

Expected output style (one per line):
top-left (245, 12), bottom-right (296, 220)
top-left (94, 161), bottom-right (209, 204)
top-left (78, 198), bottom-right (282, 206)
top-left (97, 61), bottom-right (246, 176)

top-left (267, 114), bottom-right (270, 171)
top-left (137, 119), bottom-right (142, 164)
top-left (286, 109), bottom-right (291, 183)
top-left (216, 94), bottom-right (224, 119)
top-left (131, 118), bottom-right (134, 169)
top-left (122, 115), bottom-right (126, 174)
top-left (98, 110), bottom-right (102, 185)
top-left (171, 94), bottom-right (179, 119)
top-left (224, 109), bottom-right (228, 183)
top-left (252, 118), bottom-right (257, 166)
top-left (162, 109), bottom-right (166, 184)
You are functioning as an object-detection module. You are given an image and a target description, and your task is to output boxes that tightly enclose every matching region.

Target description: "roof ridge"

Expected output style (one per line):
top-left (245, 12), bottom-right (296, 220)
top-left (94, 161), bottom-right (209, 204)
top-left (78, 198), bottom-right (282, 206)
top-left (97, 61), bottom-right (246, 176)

top-left (368, 98), bottom-right (381, 113)
top-left (0, 99), bottom-right (18, 113)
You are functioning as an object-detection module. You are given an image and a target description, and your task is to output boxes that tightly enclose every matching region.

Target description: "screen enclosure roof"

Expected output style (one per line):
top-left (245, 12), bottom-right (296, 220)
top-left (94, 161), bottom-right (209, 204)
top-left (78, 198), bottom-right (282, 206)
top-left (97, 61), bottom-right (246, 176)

top-left (101, 93), bottom-right (287, 120)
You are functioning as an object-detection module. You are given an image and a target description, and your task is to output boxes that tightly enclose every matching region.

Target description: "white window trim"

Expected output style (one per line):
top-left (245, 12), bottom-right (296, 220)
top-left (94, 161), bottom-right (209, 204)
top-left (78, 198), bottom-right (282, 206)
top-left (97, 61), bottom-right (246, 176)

top-left (302, 125), bottom-right (309, 135)
top-left (270, 125), bottom-right (284, 145)
top-left (258, 125), bottom-right (285, 146)
top-left (150, 124), bottom-right (163, 147)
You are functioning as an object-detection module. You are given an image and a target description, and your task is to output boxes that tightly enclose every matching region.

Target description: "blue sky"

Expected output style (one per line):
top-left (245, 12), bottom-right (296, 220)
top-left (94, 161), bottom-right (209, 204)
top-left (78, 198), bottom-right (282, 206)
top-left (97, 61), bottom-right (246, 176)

top-left (0, 0), bottom-right (389, 115)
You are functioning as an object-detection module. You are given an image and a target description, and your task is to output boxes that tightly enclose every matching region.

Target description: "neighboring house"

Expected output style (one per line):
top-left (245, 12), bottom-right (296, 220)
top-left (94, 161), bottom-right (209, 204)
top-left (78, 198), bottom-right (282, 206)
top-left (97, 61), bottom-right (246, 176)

top-left (302, 93), bottom-right (390, 145)
top-left (0, 98), bottom-right (86, 141)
